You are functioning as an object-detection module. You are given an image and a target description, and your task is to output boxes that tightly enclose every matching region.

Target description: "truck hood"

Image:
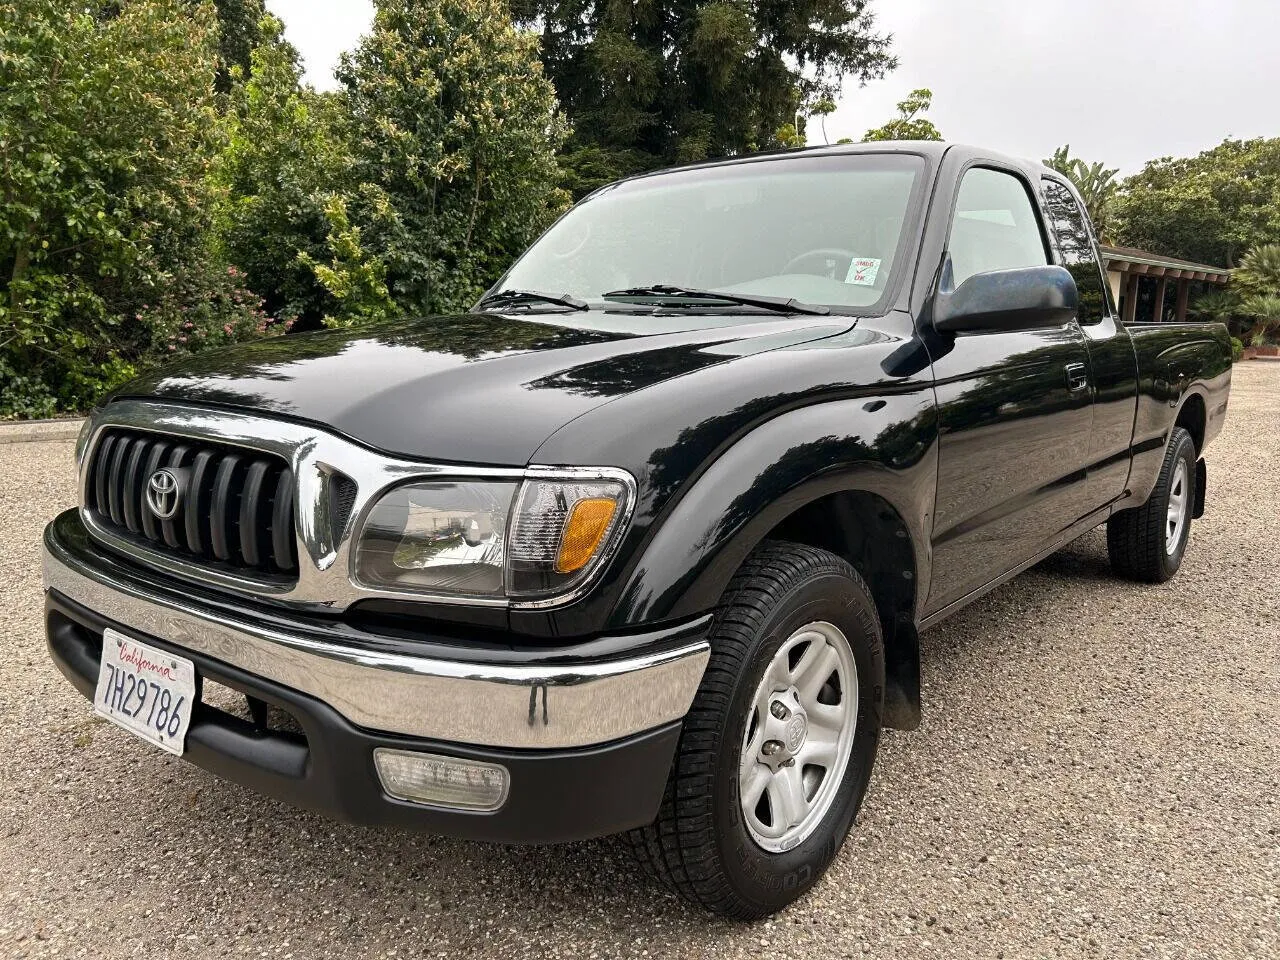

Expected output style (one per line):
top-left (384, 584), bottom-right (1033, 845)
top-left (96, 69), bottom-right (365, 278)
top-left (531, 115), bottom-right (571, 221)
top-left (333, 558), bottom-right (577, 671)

top-left (118, 311), bottom-right (850, 464)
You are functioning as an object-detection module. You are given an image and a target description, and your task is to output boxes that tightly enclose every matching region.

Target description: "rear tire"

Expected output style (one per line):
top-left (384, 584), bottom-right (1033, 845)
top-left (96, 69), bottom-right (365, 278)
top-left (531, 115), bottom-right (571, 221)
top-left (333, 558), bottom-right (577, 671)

top-left (627, 540), bottom-right (884, 919)
top-left (1107, 426), bottom-right (1196, 583)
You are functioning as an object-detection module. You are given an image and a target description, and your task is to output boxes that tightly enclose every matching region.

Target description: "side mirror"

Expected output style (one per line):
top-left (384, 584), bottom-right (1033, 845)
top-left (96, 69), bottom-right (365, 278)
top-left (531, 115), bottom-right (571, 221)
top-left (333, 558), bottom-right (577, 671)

top-left (933, 263), bottom-right (1078, 333)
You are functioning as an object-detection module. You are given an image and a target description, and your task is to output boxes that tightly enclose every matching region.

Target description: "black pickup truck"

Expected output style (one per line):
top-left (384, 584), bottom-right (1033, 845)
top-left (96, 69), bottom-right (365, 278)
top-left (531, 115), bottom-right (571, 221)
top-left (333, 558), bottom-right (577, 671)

top-left (43, 142), bottom-right (1232, 918)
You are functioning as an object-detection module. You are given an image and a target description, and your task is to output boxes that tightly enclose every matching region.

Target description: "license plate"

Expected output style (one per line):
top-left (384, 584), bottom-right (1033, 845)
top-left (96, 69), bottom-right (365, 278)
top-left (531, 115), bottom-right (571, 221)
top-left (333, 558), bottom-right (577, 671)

top-left (93, 628), bottom-right (196, 756)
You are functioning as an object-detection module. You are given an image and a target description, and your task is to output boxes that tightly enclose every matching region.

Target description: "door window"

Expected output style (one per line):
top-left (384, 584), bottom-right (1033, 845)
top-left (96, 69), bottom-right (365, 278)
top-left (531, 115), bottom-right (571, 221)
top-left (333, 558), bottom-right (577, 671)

top-left (948, 168), bottom-right (1049, 287)
top-left (1042, 178), bottom-right (1112, 324)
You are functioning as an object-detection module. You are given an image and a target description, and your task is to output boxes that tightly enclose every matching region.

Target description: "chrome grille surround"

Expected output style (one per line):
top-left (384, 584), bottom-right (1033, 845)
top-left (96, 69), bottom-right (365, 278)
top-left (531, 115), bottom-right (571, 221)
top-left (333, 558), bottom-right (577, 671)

top-left (77, 400), bottom-right (636, 612)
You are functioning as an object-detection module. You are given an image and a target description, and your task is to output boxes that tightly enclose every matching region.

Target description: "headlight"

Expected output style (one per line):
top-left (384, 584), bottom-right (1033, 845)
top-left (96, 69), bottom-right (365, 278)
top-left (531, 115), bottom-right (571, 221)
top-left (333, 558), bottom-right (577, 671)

top-left (352, 471), bottom-right (633, 603)
top-left (355, 480), bottom-right (518, 597)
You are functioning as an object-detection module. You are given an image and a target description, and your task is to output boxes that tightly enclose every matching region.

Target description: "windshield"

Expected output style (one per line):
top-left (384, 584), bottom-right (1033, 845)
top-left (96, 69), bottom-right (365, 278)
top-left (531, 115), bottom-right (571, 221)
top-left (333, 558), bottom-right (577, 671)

top-left (498, 153), bottom-right (926, 313)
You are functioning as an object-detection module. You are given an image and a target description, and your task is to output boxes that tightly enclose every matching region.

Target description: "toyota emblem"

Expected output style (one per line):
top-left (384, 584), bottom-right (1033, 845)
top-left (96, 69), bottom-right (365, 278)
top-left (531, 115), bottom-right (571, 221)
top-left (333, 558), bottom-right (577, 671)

top-left (146, 468), bottom-right (182, 520)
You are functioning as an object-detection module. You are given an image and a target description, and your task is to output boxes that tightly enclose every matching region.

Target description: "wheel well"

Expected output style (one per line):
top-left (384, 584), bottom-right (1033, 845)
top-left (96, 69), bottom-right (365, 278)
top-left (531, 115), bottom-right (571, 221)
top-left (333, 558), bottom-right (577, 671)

top-left (768, 491), bottom-right (916, 637)
top-left (766, 490), bottom-right (921, 730)
top-left (1176, 393), bottom-right (1206, 454)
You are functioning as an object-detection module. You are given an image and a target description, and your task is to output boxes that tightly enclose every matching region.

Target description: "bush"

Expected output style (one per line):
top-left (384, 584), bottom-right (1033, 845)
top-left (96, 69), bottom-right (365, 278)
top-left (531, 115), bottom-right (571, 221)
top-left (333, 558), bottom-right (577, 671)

top-left (296, 194), bottom-right (397, 328)
top-left (0, 356), bottom-right (57, 420)
top-left (143, 264), bottom-right (288, 360)
top-left (1232, 243), bottom-right (1280, 297)
top-left (1241, 294), bottom-right (1280, 347)
top-left (0, 0), bottom-right (290, 416)
top-left (1230, 337), bottom-right (1244, 362)
top-left (1, 0), bottom-right (221, 413)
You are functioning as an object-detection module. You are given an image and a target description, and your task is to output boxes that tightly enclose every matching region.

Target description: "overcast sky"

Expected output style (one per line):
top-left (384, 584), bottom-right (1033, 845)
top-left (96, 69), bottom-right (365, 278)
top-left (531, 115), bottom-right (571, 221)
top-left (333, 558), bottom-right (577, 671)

top-left (265, 0), bottom-right (1279, 174)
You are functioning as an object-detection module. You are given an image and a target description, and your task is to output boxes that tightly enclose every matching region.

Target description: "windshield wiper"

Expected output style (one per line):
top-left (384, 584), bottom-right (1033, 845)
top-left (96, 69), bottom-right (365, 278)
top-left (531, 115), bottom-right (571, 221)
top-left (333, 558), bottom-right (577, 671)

top-left (476, 289), bottom-right (589, 312)
top-left (601, 284), bottom-right (830, 316)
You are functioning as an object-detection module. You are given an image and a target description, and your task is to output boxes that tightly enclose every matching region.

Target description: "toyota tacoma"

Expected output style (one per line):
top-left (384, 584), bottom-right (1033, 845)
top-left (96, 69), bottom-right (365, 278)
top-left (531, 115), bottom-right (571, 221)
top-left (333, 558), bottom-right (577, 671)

top-left (43, 142), bottom-right (1233, 918)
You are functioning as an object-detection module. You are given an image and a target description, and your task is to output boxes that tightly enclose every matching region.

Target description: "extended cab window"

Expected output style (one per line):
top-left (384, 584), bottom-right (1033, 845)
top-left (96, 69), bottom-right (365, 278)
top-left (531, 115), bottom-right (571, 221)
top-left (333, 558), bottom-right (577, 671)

top-left (500, 154), bottom-right (925, 313)
top-left (948, 167), bottom-right (1048, 287)
top-left (1042, 178), bottom-right (1111, 324)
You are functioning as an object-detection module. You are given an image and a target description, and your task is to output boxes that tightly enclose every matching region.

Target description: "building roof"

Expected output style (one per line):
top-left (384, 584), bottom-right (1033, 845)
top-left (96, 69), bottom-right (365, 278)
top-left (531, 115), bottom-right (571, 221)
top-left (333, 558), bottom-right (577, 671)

top-left (1099, 245), bottom-right (1231, 284)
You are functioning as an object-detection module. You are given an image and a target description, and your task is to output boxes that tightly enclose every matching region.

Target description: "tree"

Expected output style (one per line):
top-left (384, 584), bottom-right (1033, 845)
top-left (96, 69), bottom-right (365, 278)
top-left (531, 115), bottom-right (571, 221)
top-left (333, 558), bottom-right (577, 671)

top-left (0, 0), bottom-right (229, 414)
top-left (336, 0), bottom-right (569, 316)
top-left (810, 98), bottom-right (837, 146)
top-left (1240, 294), bottom-right (1280, 346)
top-left (1232, 243), bottom-right (1280, 346)
top-left (862, 88), bottom-right (942, 142)
top-left (208, 0), bottom-right (266, 94)
top-left (1233, 243), bottom-right (1280, 297)
top-left (1189, 289), bottom-right (1241, 326)
top-left (774, 122), bottom-right (805, 150)
top-left (1044, 145), bottom-right (1072, 175)
top-left (511, 0), bottom-right (897, 194)
top-left (1183, 243), bottom-right (1280, 345)
top-left (1044, 144), bottom-right (1119, 240)
top-left (1112, 138), bottom-right (1280, 267)
top-left (212, 14), bottom-right (347, 327)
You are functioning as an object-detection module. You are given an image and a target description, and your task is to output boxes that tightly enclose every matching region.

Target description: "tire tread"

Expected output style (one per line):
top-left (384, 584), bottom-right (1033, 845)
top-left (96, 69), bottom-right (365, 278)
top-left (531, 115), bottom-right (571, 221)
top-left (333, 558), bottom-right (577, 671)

top-left (1107, 426), bottom-right (1194, 583)
top-left (626, 540), bottom-right (877, 919)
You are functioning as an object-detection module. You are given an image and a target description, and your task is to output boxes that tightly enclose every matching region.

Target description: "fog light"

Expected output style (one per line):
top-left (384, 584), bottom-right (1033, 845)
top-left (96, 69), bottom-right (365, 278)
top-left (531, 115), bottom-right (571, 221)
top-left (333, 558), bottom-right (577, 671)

top-left (373, 748), bottom-right (509, 811)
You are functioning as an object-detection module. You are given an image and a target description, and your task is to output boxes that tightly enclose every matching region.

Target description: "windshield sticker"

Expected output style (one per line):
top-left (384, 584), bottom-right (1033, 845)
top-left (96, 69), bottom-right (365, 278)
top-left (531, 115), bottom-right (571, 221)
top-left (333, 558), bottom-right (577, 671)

top-left (845, 257), bottom-right (881, 286)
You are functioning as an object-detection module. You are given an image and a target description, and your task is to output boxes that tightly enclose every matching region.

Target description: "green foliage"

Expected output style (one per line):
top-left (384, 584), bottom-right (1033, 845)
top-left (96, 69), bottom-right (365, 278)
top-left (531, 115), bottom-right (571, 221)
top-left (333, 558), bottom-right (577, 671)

top-left (1190, 288), bottom-right (1243, 326)
top-left (774, 123), bottom-right (805, 150)
top-left (863, 88), bottom-right (942, 143)
top-left (0, 354), bottom-right (58, 419)
top-left (212, 14), bottom-right (346, 326)
top-left (1241, 294), bottom-right (1280, 347)
top-left (0, 0), bottom-right (247, 415)
top-left (556, 144), bottom-right (652, 198)
top-left (297, 195), bottom-right (397, 328)
top-left (513, 0), bottom-right (897, 193)
top-left (809, 98), bottom-right (837, 146)
top-left (1, 0), bottom-right (575, 415)
top-left (1044, 145), bottom-right (1072, 175)
top-left (1113, 138), bottom-right (1280, 267)
top-left (141, 261), bottom-right (286, 358)
top-left (1229, 336), bottom-right (1243, 362)
top-left (1233, 243), bottom-right (1280, 297)
top-left (1044, 144), bottom-right (1119, 241)
top-left (1222, 243), bottom-right (1280, 345)
top-left (208, 0), bottom-right (266, 94)
top-left (1189, 245), bottom-right (1280, 345)
top-left (336, 0), bottom-right (570, 315)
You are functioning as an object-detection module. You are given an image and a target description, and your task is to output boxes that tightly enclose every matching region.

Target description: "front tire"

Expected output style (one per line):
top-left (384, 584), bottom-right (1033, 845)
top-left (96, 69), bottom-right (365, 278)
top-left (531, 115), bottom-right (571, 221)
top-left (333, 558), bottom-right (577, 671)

top-left (1107, 426), bottom-right (1197, 583)
top-left (628, 541), bottom-right (884, 919)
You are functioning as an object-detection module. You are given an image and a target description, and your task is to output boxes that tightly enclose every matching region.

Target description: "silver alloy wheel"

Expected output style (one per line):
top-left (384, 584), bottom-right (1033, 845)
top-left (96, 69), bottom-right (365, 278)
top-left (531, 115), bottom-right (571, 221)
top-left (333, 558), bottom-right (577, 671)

top-left (738, 621), bottom-right (858, 853)
top-left (1166, 459), bottom-right (1189, 555)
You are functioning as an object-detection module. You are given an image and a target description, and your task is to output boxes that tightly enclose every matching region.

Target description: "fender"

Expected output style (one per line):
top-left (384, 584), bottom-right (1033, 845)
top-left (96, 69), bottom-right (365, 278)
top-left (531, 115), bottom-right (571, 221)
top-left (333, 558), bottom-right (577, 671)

top-left (1124, 322), bottom-right (1231, 507)
top-left (608, 389), bottom-right (939, 630)
top-left (1127, 384), bottom-right (1207, 507)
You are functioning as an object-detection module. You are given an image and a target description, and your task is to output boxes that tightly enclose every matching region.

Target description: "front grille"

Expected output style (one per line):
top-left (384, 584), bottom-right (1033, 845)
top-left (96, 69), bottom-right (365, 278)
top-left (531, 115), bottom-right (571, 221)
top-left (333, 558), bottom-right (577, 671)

top-left (84, 428), bottom-right (298, 577)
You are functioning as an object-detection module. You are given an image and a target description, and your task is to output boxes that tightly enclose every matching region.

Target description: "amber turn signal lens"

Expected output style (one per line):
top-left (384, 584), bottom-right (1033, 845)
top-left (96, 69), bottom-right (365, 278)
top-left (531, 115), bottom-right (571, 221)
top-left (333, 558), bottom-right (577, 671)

top-left (555, 497), bottom-right (619, 574)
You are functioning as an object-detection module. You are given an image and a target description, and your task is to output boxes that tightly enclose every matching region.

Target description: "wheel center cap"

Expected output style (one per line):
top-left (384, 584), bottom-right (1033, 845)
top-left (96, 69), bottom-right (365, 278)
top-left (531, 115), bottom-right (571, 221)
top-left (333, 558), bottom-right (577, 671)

top-left (785, 712), bottom-right (807, 753)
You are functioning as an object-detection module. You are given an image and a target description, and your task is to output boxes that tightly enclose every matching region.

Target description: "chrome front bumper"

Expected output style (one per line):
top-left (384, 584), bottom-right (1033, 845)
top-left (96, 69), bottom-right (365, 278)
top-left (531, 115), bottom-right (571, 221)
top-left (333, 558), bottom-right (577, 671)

top-left (42, 511), bottom-right (710, 750)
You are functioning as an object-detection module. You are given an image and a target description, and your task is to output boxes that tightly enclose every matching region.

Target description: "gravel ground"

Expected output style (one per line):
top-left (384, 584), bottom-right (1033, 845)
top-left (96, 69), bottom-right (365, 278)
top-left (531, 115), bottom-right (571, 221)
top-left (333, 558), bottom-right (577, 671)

top-left (1, 364), bottom-right (1276, 960)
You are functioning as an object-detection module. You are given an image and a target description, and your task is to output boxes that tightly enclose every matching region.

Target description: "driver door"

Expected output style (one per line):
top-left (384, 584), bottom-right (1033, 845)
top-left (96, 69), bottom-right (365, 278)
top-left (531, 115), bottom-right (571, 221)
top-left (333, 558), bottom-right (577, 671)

top-left (924, 165), bottom-right (1097, 615)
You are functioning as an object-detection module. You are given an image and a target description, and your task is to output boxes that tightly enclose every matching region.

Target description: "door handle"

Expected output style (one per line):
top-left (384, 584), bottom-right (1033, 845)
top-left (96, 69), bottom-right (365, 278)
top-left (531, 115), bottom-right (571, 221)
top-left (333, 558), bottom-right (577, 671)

top-left (1065, 362), bottom-right (1089, 393)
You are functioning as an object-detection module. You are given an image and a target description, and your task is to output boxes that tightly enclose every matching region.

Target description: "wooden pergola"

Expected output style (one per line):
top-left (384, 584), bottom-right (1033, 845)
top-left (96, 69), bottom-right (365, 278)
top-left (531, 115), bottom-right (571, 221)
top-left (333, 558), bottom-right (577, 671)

top-left (1100, 245), bottom-right (1232, 324)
